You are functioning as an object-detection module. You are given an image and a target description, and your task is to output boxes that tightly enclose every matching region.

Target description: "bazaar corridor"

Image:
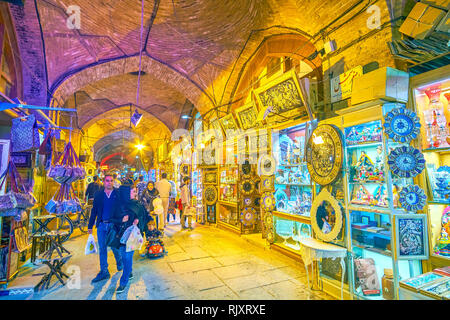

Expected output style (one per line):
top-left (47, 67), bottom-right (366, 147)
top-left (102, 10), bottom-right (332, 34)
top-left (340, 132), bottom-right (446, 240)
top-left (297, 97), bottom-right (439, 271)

top-left (0, 221), bottom-right (332, 300)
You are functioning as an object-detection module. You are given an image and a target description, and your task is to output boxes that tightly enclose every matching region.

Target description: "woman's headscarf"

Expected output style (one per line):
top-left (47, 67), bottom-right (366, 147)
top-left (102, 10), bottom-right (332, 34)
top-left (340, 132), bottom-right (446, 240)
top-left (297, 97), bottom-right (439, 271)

top-left (146, 181), bottom-right (158, 196)
top-left (118, 185), bottom-right (132, 204)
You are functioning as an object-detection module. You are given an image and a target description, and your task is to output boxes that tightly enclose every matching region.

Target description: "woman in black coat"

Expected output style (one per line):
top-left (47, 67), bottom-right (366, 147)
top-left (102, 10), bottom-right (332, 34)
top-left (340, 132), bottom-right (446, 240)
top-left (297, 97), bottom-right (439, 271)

top-left (113, 185), bottom-right (150, 293)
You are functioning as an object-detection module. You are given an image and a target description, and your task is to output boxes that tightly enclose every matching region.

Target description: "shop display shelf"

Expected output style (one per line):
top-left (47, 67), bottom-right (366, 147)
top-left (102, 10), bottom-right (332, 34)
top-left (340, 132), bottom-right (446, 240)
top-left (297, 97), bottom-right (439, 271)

top-left (352, 243), bottom-right (392, 257)
top-left (349, 181), bottom-right (385, 185)
top-left (346, 141), bottom-right (383, 149)
top-left (274, 183), bottom-right (312, 187)
top-left (273, 211), bottom-right (311, 224)
top-left (278, 163), bottom-right (306, 167)
top-left (348, 205), bottom-right (391, 215)
top-left (218, 200), bottom-right (238, 207)
top-left (428, 201), bottom-right (450, 205)
top-left (422, 147), bottom-right (450, 154)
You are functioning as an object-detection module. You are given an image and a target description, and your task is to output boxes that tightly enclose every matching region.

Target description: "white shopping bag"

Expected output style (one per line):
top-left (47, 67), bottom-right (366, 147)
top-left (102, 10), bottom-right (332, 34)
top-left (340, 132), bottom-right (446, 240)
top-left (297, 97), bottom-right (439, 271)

top-left (183, 206), bottom-right (195, 216)
top-left (126, 225), bottom-right (144, 252)
top-left (85, 234), bottom-right (98, 255)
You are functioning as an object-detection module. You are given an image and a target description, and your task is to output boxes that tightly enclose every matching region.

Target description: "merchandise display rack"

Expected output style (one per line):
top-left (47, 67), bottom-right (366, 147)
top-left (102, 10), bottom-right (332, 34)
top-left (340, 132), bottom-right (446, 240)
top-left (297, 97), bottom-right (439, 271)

top-left (270, 121), bottom-right (314, 255)
top-left (409, 65), bottom-right (450, 274)
top-left (328, 103), bottom-right (425, 301)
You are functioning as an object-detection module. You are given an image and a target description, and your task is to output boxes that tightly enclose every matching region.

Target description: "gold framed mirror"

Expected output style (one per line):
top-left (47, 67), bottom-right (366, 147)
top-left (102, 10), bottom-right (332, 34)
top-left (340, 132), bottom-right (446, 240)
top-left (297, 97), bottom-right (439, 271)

top-left (310, 188), bottom-right (343, 242)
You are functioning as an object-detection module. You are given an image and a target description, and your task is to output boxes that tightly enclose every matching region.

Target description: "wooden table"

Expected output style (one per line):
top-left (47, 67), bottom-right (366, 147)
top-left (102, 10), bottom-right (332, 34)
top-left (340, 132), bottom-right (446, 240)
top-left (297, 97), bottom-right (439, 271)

top-left (299, 238), bottom-right (347, 300)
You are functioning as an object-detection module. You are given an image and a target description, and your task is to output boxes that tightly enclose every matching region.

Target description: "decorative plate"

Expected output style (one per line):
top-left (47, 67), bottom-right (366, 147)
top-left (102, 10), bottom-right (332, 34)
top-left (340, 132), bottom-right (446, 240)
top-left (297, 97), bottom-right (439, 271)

top-left (243, 197), bottom-right (253, 207)
top-left (261, 176), bottom-right (275, 192)
top-left (240, 207), bottom-right (257, 227)
top-left (306, 124), bottom-right (344, 186)
top-left (258, 155), bottom-right (276, 176)
top-left (264, 213), bottom-right (273, 226)
top-left (399, 185), bottom-right (427, 212)
top-left (387, 146), bottom-right (425, 178)
top-left (241, 179), bottom-right (255, 195)
top-left (241, 160), bottom-right (252, 178)
top-left (266, 230), bottom-right (275, 243)
top-left (204, 185), bottom-right (218, 205)
top-left (383, 107), bottom-right (421, 143)
top-left (262, 192), bottom-right (276, 211)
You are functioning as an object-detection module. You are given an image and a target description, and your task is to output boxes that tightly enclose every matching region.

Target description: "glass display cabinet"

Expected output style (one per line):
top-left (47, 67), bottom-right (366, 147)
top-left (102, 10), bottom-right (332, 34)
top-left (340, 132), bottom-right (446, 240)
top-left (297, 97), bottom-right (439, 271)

top-left (271, 123), bottom-right (313, 253)
top-left (191, 151), bottom-right (204, 224)
top-left (410, 65), bottom-right (450, 270)
top-left (338, 104), bottom-right (424, 300)
top-left (217, 139), bottom-right (240, 230)
top-left (218, 165), bottom-right (240, 228)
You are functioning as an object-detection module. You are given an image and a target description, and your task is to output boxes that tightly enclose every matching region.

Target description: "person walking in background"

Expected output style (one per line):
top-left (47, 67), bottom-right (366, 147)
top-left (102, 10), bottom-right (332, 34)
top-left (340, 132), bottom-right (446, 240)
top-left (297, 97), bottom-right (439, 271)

top-left (112, 173), bottom-right (121, 189)
top-left (136, 175), bottom-right (146, 199)
top-left (180, 176), bottom-right (193, 230)
top-left (140, 181), bottom-right (160, 227)
top-left (88, 174), bottom-right (123, 283)
top-left (155, 173), bottom-right (172, 229)
top-left (85, 176), bottom-right (102, 205)
top-left (167, 179), bottom-right (177, 224)
top-left (113, 185), bottom-right (149, 293)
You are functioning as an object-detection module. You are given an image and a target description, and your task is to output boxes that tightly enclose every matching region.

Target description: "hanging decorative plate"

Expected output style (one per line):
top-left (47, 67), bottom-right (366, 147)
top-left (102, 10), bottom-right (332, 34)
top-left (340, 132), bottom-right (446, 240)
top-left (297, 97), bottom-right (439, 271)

top-left (399, 185), bottom-right (427, 212)
top-left (241, 160), bottom-right (252, 179)
top-left (383, 108), bottom-right (421, 143)
top-left (241, 179), bottom-right (255, 195)
top-left (266, 230), bottom-right (275, 243)
top-left (260, 175), bottom-right (275, 192)
top-left (264, 213), bottom-right (273, 226)
top-left (204, 185), bottom-right (218, 206)
top-left (262, 192), bottom-right (276, 211)
top-left (243, 196), bottom-right (253, 207)
top-left (306, 124), bottom-right (344, 186)
top-left (387, 146), bottom-right (425, 178)
top-left (258, 155), bottom-right (276, 176)
top-left (240, 207), bottom-right (257, 227)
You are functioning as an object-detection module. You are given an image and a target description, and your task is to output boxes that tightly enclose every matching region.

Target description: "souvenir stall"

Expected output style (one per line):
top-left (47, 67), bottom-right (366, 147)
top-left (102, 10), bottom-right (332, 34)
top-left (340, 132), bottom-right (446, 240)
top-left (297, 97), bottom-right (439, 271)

top-left (191, 151), bottom-right (205, 224)
top-left (308, 67), bottom-right (429, 300)
top-left (396, 65), bottom-right (450, 300)
top-left (266, 121), bottom-right (314, 258)
top-left (216, 131), bottom-right (263, 235)
top-left (217, 139), bottom-right (240, 233)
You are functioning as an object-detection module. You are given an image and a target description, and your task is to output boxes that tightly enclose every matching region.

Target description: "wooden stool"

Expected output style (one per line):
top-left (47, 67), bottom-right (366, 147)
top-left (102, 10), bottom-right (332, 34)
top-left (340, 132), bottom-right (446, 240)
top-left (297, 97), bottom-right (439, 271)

top-left (32, 215), bottom-right (56, 236)
top-left (41, 231), bottom-right (71, 260)
top-left (34, 252), bottom-right (72, 292)
top-left (31, 233), bottom-right (51, 264)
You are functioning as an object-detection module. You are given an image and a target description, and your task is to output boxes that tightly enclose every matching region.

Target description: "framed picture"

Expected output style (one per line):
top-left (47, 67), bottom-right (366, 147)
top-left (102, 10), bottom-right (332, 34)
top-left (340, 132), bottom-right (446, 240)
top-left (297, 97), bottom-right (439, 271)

top-left (210, 117), bottom-right (223, 136)
top-left (394, 214), bottom-right (429, 260)
top-left (10, 152), bottom-right (32, 168)
top-left (203, 170), bottom-right (218, 185)
top-left (219, 114), bottom-right (239, 135)
top-left (253, 68), bottom-right (308, 123)
top-left (235, 102), bottom-right (259, 130)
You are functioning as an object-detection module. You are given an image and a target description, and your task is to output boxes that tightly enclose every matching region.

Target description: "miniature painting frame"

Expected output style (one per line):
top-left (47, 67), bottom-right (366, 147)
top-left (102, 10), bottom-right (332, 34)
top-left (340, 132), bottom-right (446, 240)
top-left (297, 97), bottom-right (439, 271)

top-left (219, 113), bottom-right (239, 135)
top-left (253, 68), bottom-right (309, 123)
top-left (235, 102), bottom-right (259, 130)
top-left (394, 214), bottom-right (429, 260)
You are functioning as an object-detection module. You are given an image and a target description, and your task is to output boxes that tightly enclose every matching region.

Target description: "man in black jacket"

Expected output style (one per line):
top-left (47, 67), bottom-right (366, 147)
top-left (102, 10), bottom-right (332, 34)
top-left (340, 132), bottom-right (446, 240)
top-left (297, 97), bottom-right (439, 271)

top-left (88, 174), bottom-right (123, 283)
top-left (85, 176), bottom-right (102, 205)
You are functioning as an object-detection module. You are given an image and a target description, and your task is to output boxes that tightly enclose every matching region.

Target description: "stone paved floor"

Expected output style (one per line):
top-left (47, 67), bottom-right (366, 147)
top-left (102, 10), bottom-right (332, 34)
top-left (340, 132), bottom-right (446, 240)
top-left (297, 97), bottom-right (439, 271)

top-left (1, 220), bottom-right (334, 300)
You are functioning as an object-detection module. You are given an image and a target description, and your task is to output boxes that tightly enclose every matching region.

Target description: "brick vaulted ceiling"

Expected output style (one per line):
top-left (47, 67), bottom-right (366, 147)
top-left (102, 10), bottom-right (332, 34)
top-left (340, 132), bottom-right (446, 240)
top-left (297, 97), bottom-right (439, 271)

top-left (8, 0), bottom-right (399, 162)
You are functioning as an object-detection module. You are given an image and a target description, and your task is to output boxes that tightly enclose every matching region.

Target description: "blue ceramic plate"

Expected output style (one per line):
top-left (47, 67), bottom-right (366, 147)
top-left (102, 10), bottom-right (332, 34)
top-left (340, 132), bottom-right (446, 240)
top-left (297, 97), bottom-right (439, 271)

top-left (383, 108), bottom-right (421, 143)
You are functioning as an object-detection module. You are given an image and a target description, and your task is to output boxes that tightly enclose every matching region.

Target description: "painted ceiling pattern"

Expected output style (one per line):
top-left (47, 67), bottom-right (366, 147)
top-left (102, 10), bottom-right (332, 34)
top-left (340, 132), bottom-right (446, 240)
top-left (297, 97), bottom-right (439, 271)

top-left (7, 0), bottom-right (407, 163)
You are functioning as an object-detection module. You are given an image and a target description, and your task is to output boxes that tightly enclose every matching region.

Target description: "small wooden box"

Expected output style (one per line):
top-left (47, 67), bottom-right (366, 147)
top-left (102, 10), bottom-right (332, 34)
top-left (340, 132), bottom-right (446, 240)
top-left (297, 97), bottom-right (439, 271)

top-left (351, 67), bottom-right (409, 106)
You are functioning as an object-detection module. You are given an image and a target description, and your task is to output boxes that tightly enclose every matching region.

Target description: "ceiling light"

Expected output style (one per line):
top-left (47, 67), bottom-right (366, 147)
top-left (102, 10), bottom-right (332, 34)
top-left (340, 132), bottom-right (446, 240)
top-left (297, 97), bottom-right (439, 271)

top-left (181, 115), bottom-right (192, 119)
top-left (135, 143), bottom-right (145, 151)
top-left (131, 109), bottom-right (143, 127)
